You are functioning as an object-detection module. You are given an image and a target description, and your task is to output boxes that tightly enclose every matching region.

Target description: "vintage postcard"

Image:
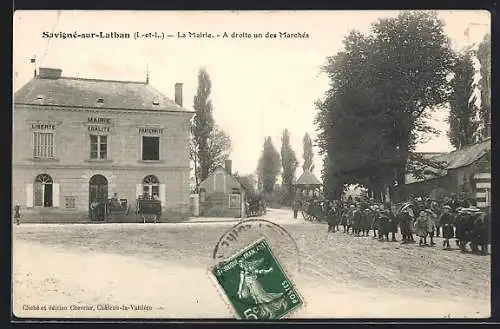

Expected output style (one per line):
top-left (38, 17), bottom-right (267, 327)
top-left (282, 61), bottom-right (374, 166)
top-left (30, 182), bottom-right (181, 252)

top-left (12, 10), bottom-right (491, 319)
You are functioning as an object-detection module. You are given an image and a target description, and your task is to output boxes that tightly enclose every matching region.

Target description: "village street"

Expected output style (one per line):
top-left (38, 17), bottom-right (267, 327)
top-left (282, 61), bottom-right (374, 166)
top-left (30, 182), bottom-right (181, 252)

top-left (13, 208), bottom-right (490, 319)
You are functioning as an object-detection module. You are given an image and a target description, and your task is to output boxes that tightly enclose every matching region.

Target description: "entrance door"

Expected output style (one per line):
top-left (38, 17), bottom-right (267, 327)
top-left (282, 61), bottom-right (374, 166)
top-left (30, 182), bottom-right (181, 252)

top-left (89, 174), bottom-right (108, 220)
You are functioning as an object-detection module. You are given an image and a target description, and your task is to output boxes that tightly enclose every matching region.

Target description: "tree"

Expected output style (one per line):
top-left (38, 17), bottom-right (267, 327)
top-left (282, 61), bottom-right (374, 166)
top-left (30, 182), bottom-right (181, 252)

top-left (257, 137), bottom-right (281, 195)
top-left (476, 33), bottom-right (491, 139)
top-left (370, 11), bottom-right (454, 187)
top-left (302, 133), bottom-right (314, 172)
top-left (190, 69), bottom-right (232, 189)
top-left (447, 51), bottom-right (480, 149)
top-left (280, 129), bottom-right (298, 205)
top-left (207, 125), bottom-right (232, 174)
top-left (234, 173), bottom-right (257, 198)
top-left (315, 11), bottom-right (455, 200)
top-left (191, 68), bottom-right (215, 184)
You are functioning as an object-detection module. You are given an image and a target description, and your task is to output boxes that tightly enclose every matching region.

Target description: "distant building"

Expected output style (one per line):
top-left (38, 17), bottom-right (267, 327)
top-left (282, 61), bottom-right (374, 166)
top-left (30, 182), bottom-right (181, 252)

top-left (13, 67), bottom-right (193, 222)
top-left (394, 138), bottom-right (491, 208)
top-left (293, 169), bottom-right (322, 199)
top-left (198, 160), bottom-right (246, 218)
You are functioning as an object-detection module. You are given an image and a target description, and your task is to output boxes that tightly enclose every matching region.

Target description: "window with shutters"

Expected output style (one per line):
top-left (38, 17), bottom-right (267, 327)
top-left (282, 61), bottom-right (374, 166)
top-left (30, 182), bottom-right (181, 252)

top-left (34, 174), bottom-right (53, 207)
top-left (90, 135), bottom-right (107, 159)
top-left (33, 132), bottom-right (55, 158)
top-left (142, 175), bottom-right (160, 199)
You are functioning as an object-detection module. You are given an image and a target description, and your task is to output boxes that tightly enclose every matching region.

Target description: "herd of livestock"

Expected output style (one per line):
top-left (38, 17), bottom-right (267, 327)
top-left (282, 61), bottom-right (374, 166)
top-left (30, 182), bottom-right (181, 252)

top-left (296, 195), bottom-right (491, 255)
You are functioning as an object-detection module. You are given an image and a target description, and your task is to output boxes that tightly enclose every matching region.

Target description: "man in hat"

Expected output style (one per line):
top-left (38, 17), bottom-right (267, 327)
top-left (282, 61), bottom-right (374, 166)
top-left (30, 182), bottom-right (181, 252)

top-left (353, 202), bottom-right (365, 237)
top-left (439, 205), bottom-right (454, 249)
top-left (377, 205), bottom-right (390, 242)
top-left (326, 201), bottom-right (337, 233)
top-left (292, 199), bottom-right (301, 219)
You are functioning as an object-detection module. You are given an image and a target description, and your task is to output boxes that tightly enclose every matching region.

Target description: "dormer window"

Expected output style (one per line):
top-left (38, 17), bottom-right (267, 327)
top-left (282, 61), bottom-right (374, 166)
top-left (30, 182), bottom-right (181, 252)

top-left (97, 98), bottom-right (104, 104)
top-left (36, 95), bottom-right (44, 100)
top-left (152, 98), bottom-right (160, 105)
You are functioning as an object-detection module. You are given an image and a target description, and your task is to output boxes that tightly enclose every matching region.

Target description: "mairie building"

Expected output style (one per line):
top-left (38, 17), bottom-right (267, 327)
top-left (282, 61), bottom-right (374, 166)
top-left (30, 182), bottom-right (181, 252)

top-left (13, 67), bottom-right (193, 222)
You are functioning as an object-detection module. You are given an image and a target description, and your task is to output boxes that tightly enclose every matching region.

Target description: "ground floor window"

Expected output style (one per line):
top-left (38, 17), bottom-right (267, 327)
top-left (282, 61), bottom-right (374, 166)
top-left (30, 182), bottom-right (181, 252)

top-left (142, 175), bottom-right (160, 199)
top-left (229, 194), bottom-right (241, 208)
top-left (34, 174), bottom-right (53, 207)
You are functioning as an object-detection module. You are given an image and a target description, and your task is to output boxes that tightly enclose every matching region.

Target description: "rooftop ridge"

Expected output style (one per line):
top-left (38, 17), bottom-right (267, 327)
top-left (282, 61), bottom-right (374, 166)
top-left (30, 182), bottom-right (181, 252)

top-left (52, 76), bottom-right (147, 85)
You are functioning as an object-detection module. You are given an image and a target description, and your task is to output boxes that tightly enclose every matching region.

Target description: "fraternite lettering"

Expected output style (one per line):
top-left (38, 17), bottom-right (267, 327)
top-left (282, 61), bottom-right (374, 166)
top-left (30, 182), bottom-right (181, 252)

top-left (139, 128), bottom-right (164, 134)
top-left (88, 117), bottom-right (111, 124)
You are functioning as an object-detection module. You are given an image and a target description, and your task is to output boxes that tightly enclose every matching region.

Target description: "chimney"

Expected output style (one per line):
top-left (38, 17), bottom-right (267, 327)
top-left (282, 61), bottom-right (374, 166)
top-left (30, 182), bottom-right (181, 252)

top-left (38, 67), bottom-right (62, 79)
top-left (225, 160), bottom-right (232, 175)
top-left (174, 83), bottom-right (183, 107)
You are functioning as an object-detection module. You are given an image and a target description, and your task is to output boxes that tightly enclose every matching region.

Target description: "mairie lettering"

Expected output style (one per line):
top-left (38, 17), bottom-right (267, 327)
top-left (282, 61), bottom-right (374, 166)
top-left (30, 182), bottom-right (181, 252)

top-left (88, 117), bottom-right (111, 124)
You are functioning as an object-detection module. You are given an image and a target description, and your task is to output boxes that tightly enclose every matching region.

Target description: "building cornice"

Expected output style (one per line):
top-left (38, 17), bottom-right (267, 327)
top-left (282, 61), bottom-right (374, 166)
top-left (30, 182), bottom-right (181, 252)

top-left (13, 163), bottom-right (191, 171)
top-left (13, 103), bottom-right (195, 116)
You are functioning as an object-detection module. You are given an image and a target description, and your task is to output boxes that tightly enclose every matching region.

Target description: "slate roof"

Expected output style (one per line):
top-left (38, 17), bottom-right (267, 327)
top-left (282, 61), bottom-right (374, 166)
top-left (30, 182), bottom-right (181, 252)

top-left (294, 169), bottom-right (322, 186)
top-left (405, 138), bottom-right (491, 185)
top-left (14, 72), bottom-right (192, 112)
top-left (198, 167), bottom-right (242, 191)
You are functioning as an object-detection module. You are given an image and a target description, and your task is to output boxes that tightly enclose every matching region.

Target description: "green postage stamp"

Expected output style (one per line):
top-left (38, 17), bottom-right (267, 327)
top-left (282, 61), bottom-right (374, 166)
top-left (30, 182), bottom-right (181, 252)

top-left (211, 237), bottom-right (303, 320)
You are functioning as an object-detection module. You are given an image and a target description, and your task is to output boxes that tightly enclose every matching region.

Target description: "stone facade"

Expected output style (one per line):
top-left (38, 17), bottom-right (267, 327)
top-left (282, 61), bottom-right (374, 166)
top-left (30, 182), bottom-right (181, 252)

top-left (13, 69), bottom-right (193, 222)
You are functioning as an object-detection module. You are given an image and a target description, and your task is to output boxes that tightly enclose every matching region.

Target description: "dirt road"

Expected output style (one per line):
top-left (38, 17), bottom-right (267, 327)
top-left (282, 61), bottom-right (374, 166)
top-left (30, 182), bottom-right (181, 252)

top-left (12, 209), bottom-right (490, 318)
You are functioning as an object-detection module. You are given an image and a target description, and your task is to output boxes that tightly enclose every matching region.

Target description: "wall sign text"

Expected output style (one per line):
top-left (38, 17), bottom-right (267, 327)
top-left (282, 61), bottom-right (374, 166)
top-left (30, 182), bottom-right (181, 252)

top-left (31, 123), bottom-right (56, 130)
top-left (139, 127), bottom-right (164, 134)
top-left (88, 117), bottom-right (111, 124)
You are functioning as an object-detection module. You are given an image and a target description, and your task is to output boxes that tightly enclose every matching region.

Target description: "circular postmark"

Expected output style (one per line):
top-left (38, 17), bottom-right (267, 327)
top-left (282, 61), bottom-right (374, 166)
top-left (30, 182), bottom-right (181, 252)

top-left (212, 219), bottom-right (300, 272)
top-left (211, 219), bottom-right (303, 318)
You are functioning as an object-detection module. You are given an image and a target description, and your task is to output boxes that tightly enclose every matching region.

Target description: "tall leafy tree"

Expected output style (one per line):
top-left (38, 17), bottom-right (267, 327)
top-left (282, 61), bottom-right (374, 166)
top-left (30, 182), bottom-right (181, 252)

top-left (280, 129), bottom-right (298, 205)
top-left (476, 33), bottom-right (491, 138)
top-left (302, 133), bottom-right (314, 172)
top-left (447, 51), bottom-right (480, 149)
top-left (190, 69), bottom-right (232, 188)
top-left (316, 11), bottom-right (454, 200)
top-left (316, 11), bottom-right (453, 200)
top-left (370, 11), bottom-right (454, 187)
top-left (257, 137), bottom-right (281, 195)
top-left (191, 69), bottom-right (215, 184)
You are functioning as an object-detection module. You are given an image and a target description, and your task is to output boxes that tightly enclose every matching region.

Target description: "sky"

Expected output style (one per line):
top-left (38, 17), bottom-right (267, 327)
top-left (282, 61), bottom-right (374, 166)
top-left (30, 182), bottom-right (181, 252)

top-left (13, 10), bottom-right (490, 179)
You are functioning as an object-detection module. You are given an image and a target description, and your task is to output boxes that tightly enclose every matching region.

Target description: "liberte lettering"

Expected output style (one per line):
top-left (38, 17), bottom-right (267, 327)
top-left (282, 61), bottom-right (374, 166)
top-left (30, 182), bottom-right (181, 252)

top-left (139, 128), bottom-right (163, 134)
top-left (32, 124), bottom-right (55, 130)
top-left (88, 117), bottom-right (111, 124)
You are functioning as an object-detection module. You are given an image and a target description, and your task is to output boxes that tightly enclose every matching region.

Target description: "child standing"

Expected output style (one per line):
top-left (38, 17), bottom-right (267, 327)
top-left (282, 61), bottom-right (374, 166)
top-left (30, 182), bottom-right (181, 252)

top-left (439, 205), bottom-right (454, 249)
top-left (415, 211), bottom-right (429, 246)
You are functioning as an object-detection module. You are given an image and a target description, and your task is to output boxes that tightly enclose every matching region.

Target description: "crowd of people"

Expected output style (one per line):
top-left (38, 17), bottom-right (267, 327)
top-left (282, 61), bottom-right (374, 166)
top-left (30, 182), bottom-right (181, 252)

top-left (295, 192), bottom-right (490, 255)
